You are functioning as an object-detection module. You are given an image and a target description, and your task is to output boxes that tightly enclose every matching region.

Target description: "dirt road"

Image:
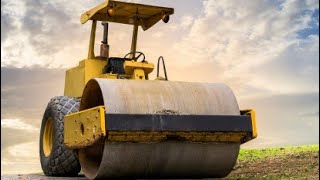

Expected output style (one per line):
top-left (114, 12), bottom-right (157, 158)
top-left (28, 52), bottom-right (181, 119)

top-left (1, 174), bottom-right (86, 180)
top-left (226, 150), bottom-right (319, 179)
top-left (2, 147), bottom-right (318, 180)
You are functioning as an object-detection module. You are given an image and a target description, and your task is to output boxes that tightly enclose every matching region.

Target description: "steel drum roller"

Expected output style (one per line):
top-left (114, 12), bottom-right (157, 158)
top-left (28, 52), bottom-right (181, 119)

top-left (78, 79), bottom-right (241, 179)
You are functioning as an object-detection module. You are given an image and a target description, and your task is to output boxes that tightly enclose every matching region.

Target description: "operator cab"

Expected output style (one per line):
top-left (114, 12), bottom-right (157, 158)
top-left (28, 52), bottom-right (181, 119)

top-left (81, 0), bottom-right (173, 79)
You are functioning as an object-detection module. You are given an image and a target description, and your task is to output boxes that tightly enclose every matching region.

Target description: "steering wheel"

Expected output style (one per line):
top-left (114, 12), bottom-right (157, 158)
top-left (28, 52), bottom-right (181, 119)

top-left (124, 51), bottom-right (146, 62)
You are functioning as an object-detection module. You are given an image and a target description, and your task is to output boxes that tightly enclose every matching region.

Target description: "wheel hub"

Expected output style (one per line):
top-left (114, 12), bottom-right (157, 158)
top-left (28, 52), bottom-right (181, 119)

top-left (43, 117), bottom-right (54, 157)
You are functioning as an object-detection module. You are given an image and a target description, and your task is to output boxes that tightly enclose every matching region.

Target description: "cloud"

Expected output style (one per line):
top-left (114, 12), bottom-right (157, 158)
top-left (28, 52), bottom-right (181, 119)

top-left (239, 92), bottom-right (319, 148)
top-left (180, 15), bottom-right (194, 28)
top-left (1, 67), bottom-right (65, 129)
top-left (0, 0), bottom-right (98, 68)
top-left (170, 0), bottom-right (319, 96)
top-left (298, 110), bottom-right (319, 117)
top-left (1, 1), bottom-right (14, 42)
top-left (0, 67), bottom-right (60, 174)
top-left (1, 126), bottom-right (39, 152)
top-left (0, 0), bottom-right (318, 174)
top-left (0, 0), bottom-right (202, 68)
top-left (1, 119), bottom-right (38, 131)
top-left (1, 142), bottom-right (41, 175)
top-left (0, 67), bottom-right (64, 173)
top-left (250, 35), bottom-right (319, 94)
top-left (21, 0), bottom-right (83, 55)
top-left (243, 136), bottom-right (289, 149)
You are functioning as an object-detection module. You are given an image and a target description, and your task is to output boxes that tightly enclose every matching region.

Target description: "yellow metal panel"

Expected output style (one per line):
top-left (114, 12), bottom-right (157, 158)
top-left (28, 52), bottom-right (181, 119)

top-left (79, 59), bottom-right (86, 66)
top-left (64, 59), bottom-right (107, 97)
top-left (99, 106), bottom-right (106, 135)
top-left (124, 61), bottom-right (154, 75)
top-left (250, 109), bottom-right (258, 138)
top-left (99, 73), bottom-right (118, 79)
top-left (80, 0), bottom-right (174, 31)
top-left (64, 106), bottom-right (106, 149)
top-left (84, 59), bottom-right (107, 82)
top-left (64, 65), bottom-right (85, 97)
top-left (132, 69), bottom-right (145, 80)
top-left (63, 106), bottom-right (256, 149)
top-left (241, 109), bottom-right (257, 139)
top-left (87, 20), bottom-right (97, 59)
top-left (81, 0), bottom-right (109, 24)
top-left (43, 117), bottom-right (54, 157)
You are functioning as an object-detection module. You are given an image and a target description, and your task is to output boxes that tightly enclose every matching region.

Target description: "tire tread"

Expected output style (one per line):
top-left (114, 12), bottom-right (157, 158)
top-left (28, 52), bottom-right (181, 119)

top-left (40, 96), bottom-right (81, 176)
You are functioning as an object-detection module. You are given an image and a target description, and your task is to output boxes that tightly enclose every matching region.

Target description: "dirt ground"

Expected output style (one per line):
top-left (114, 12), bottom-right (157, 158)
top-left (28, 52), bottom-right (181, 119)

top-left (225, 150), bottom-right (319, 179)
top-left (2, 150), bottom-right (318, 180)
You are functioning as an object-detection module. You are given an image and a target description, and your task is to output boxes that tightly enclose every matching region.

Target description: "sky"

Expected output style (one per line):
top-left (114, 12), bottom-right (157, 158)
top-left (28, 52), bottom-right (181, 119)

top-left (1, 0), bottom-right (319, 175)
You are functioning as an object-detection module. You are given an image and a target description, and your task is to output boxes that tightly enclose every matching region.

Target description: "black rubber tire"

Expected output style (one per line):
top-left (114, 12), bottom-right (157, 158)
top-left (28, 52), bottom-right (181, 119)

top-left (39, 96), bottom-right (81, 176)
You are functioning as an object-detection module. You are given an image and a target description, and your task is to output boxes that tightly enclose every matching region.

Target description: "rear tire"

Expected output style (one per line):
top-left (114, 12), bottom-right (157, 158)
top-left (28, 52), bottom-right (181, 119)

top-left (39, 96), bottom-right (81, 176)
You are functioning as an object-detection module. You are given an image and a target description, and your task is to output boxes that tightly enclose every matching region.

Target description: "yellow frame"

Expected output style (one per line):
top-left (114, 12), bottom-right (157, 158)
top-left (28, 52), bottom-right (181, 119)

top-left (64, 106), bottom-right (106, 149)
top-left (64, 59), bottom-right (108, 97)
top-left (241, 109), bottom-right (258, 139)
top-left (64, 106), bottom-right (257, 148)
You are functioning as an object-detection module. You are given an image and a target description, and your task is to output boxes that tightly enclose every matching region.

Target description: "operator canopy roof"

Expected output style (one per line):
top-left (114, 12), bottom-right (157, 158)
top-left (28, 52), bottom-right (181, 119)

top-left (80, 0), bottom-right (174, 31)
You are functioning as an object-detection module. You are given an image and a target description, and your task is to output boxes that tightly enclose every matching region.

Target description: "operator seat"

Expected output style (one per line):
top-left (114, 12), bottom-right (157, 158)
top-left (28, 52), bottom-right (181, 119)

top-left (103, 57), bottom-right (129, 74)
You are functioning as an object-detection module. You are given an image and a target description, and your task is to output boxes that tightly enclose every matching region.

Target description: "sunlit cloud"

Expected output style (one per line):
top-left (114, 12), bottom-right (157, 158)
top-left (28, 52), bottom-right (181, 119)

top-left (1, 0), bottom-right (318, 175)
top-left (1, 142), bottom-right (40, 174)
top-left (169, 0), bottom-right (319, 97)
top-left (1, 119), bottom-right (38, 131)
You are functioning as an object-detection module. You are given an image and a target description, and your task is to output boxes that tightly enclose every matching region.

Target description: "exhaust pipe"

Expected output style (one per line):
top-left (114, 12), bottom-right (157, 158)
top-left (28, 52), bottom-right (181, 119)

top-left (100, 22), bottom-right (109, 58)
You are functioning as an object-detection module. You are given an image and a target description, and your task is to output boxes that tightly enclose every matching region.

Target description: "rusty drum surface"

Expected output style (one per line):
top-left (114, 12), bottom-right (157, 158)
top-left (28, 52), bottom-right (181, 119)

top-left (78, 79), bottom-right (241, 179)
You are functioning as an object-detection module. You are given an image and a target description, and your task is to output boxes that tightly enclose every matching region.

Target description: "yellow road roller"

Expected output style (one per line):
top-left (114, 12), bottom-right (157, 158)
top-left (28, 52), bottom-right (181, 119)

top-left (39, 0), bottom-right (257, 179)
